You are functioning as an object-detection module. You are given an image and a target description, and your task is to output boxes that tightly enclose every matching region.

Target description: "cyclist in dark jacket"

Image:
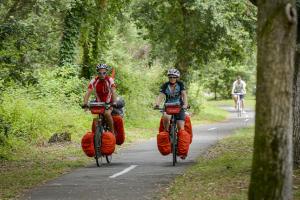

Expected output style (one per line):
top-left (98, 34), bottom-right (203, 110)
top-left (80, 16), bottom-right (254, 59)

top-left (154, 68), bottom-right (188, 132)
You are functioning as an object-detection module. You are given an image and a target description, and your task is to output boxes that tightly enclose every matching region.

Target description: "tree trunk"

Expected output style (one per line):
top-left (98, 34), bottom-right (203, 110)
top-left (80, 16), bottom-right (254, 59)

top-left (248, 1), bottom-right (296, 199)
top-left (174, 0), bottom-right (193, 83)
top-left (58, 1), bottom-right (84, 66)
top-left (81, 41), bottom-right (92, 79)
top-left (214, 79), bottom-right (218, 100)
top-left (293, 0), bottom-right (300, 168)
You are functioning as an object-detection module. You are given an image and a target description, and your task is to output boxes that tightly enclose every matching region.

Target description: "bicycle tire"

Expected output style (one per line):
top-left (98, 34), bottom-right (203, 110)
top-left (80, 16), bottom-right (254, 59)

top-left (94, 124), bottom-right (102, 167)
top-left (171, 123), bottom-right (177, 166)
top-left (237, 100), bottom-right (241, 117)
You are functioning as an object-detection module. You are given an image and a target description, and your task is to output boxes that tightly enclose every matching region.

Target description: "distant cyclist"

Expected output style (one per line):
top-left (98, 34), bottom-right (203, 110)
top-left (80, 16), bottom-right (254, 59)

top-left (154, 68), bottom-right (188, 132)
top-left (82, 63), bottom-right (117, 134)
top-left (231, 75), bottom-right (246, 113)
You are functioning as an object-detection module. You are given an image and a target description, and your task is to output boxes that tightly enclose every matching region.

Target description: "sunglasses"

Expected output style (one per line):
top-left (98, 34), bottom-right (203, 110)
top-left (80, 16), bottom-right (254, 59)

top-left (98, 72), bottom-right (107, 75)
top-left (168, 76), bottom-right (178, 79)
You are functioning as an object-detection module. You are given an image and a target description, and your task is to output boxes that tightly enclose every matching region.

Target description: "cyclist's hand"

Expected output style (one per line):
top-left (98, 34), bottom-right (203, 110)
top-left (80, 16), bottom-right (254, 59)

top-left (182, 104), bottom-right (188, 109)
top-left (111, 102), bottom-right (117, 108)
top-left (81, 104), bottom-right (88, 111)
top-left (154, 105), bottom-right (159, 110)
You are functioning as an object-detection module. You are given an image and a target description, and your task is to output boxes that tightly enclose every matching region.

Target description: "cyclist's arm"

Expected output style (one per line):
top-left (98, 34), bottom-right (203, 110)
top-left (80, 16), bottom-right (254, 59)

top-left (111, 87), bottom-right (117, 103)
top-left (181, 90), bottom-right (188, 108)
top-left (243, 82), bottom-right (247, 94)
top-left (83, 88), bottom-right (93, 105)
top-left (155, 93), bottom-right (165, 106)
top-left (231, 83), bottom-right (236, 94)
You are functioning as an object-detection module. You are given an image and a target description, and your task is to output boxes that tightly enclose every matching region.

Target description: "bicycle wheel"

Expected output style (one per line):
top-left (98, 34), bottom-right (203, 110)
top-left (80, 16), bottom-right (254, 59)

top-left (106, 155), bottom-right (112, 163)
top-left (94, 125), bottom-right (102, 167)
top-left (171, 124), bottom-right (177, 166)
top-left (237, 100), bottom-right (241, 117)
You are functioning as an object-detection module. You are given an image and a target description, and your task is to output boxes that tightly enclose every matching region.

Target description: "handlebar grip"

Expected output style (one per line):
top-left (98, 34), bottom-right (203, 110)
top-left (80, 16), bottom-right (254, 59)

top-left (81, 104), bottom-right (88, 109)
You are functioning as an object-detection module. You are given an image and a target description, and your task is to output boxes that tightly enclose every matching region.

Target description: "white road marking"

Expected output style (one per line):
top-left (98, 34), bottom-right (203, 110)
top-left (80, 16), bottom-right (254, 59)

top-left (208, 127), bottom-right (217, 131)
top-left (109, 165), bottom-right (138, 178)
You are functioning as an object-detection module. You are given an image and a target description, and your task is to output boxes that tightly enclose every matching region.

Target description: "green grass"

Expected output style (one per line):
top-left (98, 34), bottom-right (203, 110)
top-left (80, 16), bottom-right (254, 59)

top-left (0, 142), bottom-right (90, 200)
top-left (159, 127), bottom-right (300, 200)
top-left (191, 102), bottom-right (229, 124)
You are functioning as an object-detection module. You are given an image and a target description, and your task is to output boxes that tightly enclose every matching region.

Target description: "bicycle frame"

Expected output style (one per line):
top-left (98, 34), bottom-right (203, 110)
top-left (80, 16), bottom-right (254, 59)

top-left (88, 102), bottom-right (112, 167)
top-left (233, 93), bottom-right (243, 117)
top-left (169, 114), bottom-right (178, 166)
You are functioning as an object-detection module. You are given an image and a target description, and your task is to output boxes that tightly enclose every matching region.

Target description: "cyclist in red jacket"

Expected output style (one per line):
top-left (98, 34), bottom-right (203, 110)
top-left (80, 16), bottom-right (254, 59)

top-left (82, 63), bottom-right (117, 134)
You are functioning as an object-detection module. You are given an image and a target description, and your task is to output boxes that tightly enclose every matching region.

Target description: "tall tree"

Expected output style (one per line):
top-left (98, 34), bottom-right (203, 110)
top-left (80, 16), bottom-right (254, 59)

top-left (59, 0), bottom-right (85, 66)
top-left (248, 1), bottom-right (297, 199)
top-left (293, 0), bottom-right (300, 168)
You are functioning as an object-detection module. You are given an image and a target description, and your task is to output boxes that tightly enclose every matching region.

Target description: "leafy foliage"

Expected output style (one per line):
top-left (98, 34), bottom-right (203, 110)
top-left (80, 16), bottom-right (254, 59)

top-left (131, 0), bottom-right (256, 81)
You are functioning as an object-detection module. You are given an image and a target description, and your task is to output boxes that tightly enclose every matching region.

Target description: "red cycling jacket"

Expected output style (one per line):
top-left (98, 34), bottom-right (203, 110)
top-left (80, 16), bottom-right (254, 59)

top-left (88, 76), bottom-right (116, 103)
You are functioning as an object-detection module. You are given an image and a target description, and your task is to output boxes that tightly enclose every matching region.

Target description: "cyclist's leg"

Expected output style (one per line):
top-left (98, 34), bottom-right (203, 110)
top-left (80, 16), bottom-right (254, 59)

top-left (240, 95), bottom-right (245, 111)
top-left (232, 94), bottom-right (237, 109)
top-left (176, 109), bottom-right (185, 130)
top-left (163, 113), bottom-right (171, 132)
top-left (104, 108), bottom-right (115, 134)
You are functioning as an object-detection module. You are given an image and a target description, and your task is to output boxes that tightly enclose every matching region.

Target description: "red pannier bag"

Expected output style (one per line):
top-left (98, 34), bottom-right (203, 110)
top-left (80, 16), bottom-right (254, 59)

top-left (100, 131), bottom-right (116, 155)
top-left (112, 115), bottom-right (125, 145)
top-left (158, 116), bottom-right (193, 143)
top-left (157, 131), bottom-right (171, 155)
top-left (185, 115), bottom-right (193, 144)
top-left (81, 132), bottom-right (95, 157)
top-left (177, 130), bottom-right (190, 156)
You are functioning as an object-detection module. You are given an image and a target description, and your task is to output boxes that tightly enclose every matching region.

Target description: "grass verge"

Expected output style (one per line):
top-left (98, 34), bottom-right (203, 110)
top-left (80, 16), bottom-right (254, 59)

top-left (159, 127), bottom-right (300, 200)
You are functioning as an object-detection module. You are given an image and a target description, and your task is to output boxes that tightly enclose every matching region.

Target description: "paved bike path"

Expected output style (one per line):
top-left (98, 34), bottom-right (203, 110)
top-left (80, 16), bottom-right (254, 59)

top-left (22, 107), bottom-right (254, 200)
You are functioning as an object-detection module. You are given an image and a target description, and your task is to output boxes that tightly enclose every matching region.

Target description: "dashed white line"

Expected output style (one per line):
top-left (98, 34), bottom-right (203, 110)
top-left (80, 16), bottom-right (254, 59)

top-left (109, 165), bottom-right (138, 178)
top-left (208, 127), bottom-right (217, 131)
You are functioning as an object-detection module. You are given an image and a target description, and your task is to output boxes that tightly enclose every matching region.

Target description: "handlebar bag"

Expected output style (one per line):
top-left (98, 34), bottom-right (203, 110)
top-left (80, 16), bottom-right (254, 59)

top-left (165, 105), bottom-right (181, 115)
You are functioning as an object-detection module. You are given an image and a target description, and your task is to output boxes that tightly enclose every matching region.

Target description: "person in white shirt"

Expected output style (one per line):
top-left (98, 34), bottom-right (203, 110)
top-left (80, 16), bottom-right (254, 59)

top-left (231, 76), bottom-right (246, 113)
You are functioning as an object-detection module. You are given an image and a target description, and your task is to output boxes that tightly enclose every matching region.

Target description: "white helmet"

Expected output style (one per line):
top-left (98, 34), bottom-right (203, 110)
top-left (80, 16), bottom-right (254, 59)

top-left (96, 63), bottom-right (109, 70)
top-left (167, 68), bottom-right (180, 77)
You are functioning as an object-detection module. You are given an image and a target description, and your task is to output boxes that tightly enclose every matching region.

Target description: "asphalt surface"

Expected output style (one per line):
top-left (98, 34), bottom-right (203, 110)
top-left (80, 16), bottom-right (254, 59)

top-left (22, 106), bottom-right (254, 200)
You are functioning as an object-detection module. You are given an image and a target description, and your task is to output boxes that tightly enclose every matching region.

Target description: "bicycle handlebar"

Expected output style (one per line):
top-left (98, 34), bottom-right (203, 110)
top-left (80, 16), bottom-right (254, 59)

top-left (82, 102), bottom-right (116, 109)
top-left (232, 93), bottom-right (244, 95)
top-left (153, 105), bottom-right (190, 112)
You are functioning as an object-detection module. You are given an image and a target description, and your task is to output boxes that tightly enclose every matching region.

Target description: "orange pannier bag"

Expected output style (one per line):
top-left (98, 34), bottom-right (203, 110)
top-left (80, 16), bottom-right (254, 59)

top-left (177, 130), bottom-right (190, 156)
top-left (81, 132), bottom-right (95, 157)
top-left (157, 131), bottom-right (171, 155)
top-left (185, 115), bottom-right (193, 144)
top-left (112, 115), bottom-right (125, 145)
top-left (100, 131), bottom-right (116, 155)
top-left (158, 116), bottom-right (193, 143)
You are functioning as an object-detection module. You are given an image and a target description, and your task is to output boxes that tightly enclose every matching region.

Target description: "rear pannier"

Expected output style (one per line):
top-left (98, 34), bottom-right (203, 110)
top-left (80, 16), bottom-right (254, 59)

top-left (157, 131), bottom-right (171, 155)
top-left (100, 131), bottom-right (116, 155)
top-left (81, 132), bottom-right (95, 157)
